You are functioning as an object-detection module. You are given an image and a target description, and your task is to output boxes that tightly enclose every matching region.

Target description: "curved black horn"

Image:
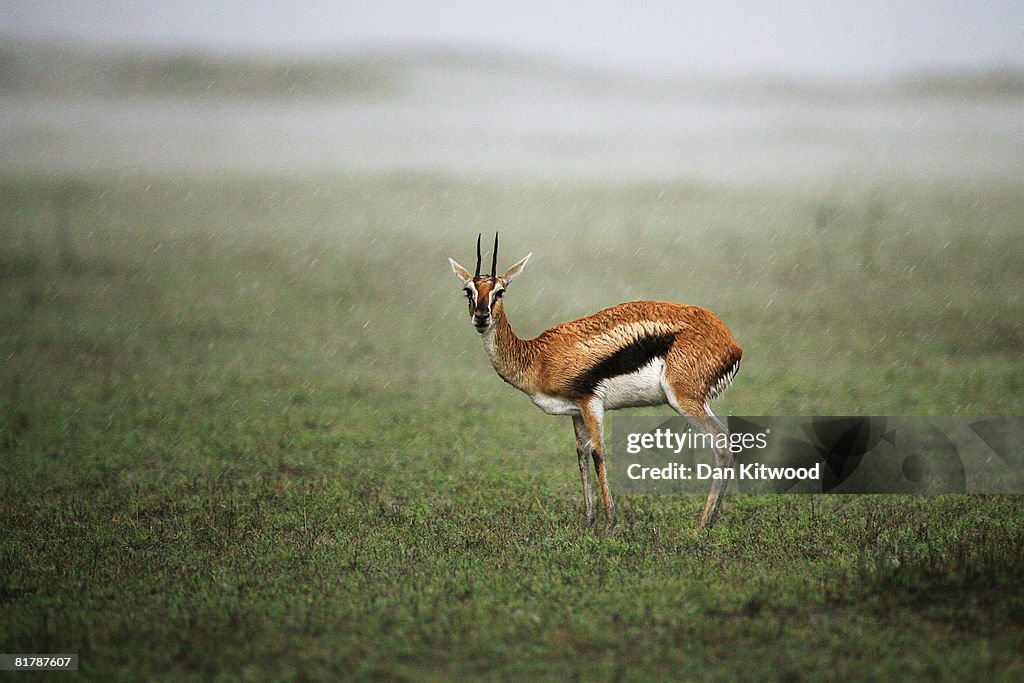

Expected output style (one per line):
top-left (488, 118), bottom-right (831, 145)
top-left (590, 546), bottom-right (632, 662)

top-left (474, 233), bottom-right (482, 278)
top-left (491, 233), bottom-right (499, 277)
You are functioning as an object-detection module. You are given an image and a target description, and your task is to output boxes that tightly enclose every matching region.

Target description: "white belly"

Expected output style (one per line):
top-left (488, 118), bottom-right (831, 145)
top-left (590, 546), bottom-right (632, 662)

top-left (530, 392), bottom-right (581, 415)
top-left (595, 358), bottom-right (667, 410)
top-left (528, 358), bottom-right (668, 415)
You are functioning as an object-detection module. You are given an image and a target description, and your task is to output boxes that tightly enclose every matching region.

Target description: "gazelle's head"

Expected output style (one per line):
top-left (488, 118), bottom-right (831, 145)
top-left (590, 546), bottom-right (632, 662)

top-left (449, 233), bottom-right (530, 333)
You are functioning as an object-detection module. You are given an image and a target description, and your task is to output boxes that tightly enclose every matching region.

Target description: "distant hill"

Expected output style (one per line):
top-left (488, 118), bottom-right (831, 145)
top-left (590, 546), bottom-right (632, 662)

top-left (3, 40), bottom-right (1022, 101)
top-left (0, 41), bottom-right (398, 98)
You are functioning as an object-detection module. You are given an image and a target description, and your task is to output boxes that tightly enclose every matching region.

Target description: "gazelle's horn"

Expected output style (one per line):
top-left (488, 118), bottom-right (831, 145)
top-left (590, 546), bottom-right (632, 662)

top-left (474, 233), bottom-right (482, 278)
top-left (491, 233), bottom-right (499, 277)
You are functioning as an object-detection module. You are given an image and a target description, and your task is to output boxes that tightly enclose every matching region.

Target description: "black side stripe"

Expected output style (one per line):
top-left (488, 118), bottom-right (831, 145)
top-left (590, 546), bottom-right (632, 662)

top-left (570, 333), bottom-right (677, 395)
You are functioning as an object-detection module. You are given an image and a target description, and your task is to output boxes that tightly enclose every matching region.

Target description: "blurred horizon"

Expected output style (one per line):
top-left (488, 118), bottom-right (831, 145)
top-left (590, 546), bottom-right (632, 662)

top-left (2, 2), bottom-right (1023, 185)
top-left (2, 38), bottom-right (1022, 185)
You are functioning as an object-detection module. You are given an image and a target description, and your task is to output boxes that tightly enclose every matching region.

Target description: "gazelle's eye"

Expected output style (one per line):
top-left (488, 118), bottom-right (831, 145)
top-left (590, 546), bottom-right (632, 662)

top-left (463, 288), bottom-right (473, 299)
top-left (493, 289), bottom-right (504, 299)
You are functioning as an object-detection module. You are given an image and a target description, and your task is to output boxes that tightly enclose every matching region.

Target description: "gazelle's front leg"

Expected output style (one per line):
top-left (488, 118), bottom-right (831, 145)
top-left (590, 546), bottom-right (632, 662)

top-left (579, 400), bottom-right (614, 532)
top-left (572, 415), bottom-right (596, 526)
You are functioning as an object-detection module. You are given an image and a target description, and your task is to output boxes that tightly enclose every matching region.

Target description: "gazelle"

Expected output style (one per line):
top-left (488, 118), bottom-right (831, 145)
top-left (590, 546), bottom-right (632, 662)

top-left (449, 234), bottom-right (743, 532)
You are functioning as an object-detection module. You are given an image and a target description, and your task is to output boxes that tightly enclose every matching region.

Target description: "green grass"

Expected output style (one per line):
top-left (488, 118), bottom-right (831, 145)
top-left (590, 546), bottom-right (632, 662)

top-left (1, 174), bottom-right (1023, 681)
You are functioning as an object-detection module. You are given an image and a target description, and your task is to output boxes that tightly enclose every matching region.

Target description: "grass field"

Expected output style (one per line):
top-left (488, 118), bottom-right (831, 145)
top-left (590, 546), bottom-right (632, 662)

top-left (1, 174), bottom-right (1023, 680)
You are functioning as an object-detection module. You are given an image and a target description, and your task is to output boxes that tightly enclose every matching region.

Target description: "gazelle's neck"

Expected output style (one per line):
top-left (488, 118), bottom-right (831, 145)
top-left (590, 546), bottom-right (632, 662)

top-left (482, 312), bottom-right (536, 392)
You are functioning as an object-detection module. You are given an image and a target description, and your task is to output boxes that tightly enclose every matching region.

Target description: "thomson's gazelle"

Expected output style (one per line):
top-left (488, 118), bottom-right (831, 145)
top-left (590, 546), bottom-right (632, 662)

top-left (449, 234), bottom-right (742, 532)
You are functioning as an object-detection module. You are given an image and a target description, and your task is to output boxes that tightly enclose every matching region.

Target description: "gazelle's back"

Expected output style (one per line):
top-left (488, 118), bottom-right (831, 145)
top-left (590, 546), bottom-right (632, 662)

top-left (531, 301), bottom-right (741, 405)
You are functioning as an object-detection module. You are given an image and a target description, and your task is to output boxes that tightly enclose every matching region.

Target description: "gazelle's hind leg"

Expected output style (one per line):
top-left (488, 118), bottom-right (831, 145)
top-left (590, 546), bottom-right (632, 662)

top-left (578, 400), bottom-right (614, 532)
top-left (662, 381), bottom-right (734, 531)
top-left (572, 415), bottom-right (596, 526)
top-left (693, 405), bottom-right (733, 532)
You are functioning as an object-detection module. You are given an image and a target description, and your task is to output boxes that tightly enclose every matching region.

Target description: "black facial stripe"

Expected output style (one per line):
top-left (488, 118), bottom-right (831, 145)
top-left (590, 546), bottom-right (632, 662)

top-left (475, 296), bottom-right (489, 316)
top-left (570, 333), bottom-right (677, 395)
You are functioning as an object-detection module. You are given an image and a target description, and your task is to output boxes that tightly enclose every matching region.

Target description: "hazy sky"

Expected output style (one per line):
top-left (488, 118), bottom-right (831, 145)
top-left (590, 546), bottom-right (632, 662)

top-left (2, 1), bottom-right (1023, 77)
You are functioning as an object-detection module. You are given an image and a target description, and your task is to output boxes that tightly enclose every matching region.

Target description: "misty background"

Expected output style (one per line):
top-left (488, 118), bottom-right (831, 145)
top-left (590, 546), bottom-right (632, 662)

top-left (2, 1), bottom-right (1022, 184)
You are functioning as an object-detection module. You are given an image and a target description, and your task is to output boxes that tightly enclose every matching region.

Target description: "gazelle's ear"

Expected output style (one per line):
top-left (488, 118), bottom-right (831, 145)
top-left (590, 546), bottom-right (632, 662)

top-left (449, 258), bottom-right (473, 285)
top-left (501, 253), bottom-right (531, 284)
